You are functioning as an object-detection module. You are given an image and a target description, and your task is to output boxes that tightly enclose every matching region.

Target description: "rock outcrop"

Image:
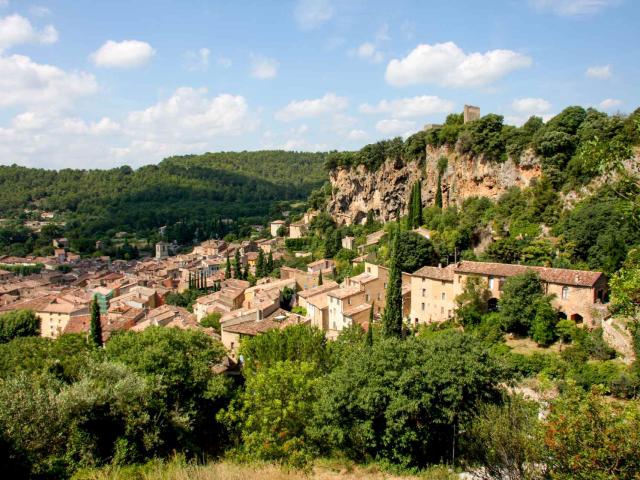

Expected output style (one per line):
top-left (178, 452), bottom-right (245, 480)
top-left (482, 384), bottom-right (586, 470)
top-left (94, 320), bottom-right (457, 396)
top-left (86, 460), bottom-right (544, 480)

top-left (327, 146), bottom-right (542, 225)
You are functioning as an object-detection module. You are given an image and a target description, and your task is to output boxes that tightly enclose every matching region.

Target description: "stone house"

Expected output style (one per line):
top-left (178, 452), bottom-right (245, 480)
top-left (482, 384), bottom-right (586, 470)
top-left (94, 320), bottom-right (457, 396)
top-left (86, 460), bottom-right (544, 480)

top-left (297, 281), bottom-right (340, 330)
top-left (409, 261), bottom-right (607, 328)
top-left (288, 222), bottom-right (307, 239)
top-left (270, 220), bottom-right (286, 237)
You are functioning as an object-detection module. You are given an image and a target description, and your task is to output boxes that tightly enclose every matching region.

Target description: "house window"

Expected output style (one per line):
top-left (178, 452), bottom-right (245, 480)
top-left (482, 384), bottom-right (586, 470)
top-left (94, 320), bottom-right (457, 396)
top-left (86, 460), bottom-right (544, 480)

top-left (422, 288), bottom-right (426, 297)
top-left (441, 292), bottom-right (446, 300)
top-left (441, 307), bottom-right (444, 314)
top-left (384, 283), bottom-right (387, 288)
top-left (562, 286), bottom-right (569, 300)
top-left (488, 276), bottom-right (494, 289)
top-left (421, 302), bottom-right (425, 311)
top-left (366, 294), bottom-right (370, 302)
top-left (367, 267), bottom-right (371, 273)
top-left (377, 293), bottom-right (381, 301)
top-left (348, 298), bottom-right (351, 305)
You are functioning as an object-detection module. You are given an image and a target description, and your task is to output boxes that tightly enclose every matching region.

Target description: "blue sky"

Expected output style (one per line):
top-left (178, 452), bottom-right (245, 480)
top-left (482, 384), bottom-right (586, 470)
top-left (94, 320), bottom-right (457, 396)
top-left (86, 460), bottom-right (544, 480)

top-left (0, 0), bottom-right (638, 169)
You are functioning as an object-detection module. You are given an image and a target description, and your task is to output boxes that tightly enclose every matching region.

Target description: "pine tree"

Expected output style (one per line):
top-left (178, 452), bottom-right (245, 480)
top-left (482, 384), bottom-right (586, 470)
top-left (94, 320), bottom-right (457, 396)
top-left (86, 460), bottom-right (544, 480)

top-left (89, 295), bottom-right (102, 347)
top-left (225, 253), bottom-right (231, 279)
top-left (382, 228), bottom-right (403, 338)
top-left (366, 304), bottom-right (374, 347)
top-left (317, 269), bottom-right (323, 286)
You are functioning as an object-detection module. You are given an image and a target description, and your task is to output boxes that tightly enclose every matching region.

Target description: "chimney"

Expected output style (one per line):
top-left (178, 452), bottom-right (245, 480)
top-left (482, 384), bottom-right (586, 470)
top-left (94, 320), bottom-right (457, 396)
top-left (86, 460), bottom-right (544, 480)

top-left (438, 263), bottom-right (442, 268)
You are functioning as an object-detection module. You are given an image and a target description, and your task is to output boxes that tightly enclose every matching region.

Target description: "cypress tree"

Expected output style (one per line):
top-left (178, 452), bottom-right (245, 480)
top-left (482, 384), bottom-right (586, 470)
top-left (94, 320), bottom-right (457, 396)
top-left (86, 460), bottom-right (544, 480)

top-left (318, 270), bottom-right (323, 286)
top-left (243, 264), bottom-right (249, 280)
top-left (267, 251), bottom-right (274, 274)
top-left (414, 180), bottom-right (423, 227)
top-left (407, 183), bottom-right (415, 229)
top-left (233, 250), bottom-right (241, 279)
top-left (366, 304), bottom-right (374, 347)
top-left (382, 228), bottom-right (403, 338)
top-left (89, 295), bottom-right (102, 347)
top-left (225, 253), bottom-right (231, 279)
top-left (256, 250), bottom-right (265, 278)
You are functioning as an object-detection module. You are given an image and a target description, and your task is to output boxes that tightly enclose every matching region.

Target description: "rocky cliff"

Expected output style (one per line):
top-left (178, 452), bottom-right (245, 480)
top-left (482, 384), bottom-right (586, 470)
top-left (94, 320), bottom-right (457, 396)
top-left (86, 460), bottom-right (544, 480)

top-left (327, 146), bottom-right (542, 225)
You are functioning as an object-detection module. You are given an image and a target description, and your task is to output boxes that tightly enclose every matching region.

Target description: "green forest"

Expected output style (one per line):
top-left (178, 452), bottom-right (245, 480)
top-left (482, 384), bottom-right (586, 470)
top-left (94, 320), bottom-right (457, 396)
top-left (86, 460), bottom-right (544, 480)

top-left (0, 151), bottom-right (327, 256)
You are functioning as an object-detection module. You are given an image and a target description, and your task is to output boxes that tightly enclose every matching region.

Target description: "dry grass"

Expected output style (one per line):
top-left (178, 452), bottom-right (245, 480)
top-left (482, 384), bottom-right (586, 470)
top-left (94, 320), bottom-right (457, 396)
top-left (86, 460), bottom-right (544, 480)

top-left (72, 458), bottom-right (458, 480)
top-left (504, 335), bottom-right (562, 355)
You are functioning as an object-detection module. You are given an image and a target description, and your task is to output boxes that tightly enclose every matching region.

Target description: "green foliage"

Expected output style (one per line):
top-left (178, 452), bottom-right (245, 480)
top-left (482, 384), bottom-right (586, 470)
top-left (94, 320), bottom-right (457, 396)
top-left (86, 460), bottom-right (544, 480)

top-left (531, 297), bottom-right (558, 346)
top-left (239, 324), bottom-right (330, 374)
top-left (0, 334), bottom-right (94, 382)
top-left (544, 385), bottom-right (640, 479)
top-left (104, 327), bottom-right (231, 452)
top-left (394, 231), bottom-right (437, 273)
top-left (458, 114), bottom-right (507, 162)
top-left (165, 287), bottom-right (207, 312)
top-left (0, 309), bottom-right (39, 343)
top-left (219, 360), bottom-right (320, 468)
top-left (609, 248), bottom-right (640, 320)
top-left (464, 394), bottom-right (544, 479)
top-left (0, 151), bottom-right (327, 256)
top-left (309, 332), bottom-right (503, 467)
top-left (200, 312), bottom-right (222, 333)
top-left (406, 180), bottom-right (423, 229)
top-left (89, 296), bottom-right (102, 347)
top-left (499, 270), bottom-right (546, 335)
top-left (454, 276), bottom-right (491, 327)
top-left (381, 229), bottom-right (403, 338)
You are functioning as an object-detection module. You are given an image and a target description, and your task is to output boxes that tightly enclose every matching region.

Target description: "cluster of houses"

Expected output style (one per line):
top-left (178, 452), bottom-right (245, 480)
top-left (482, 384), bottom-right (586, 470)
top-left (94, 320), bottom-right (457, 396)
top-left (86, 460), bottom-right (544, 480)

top-left (0, 223), bottom-right (610, 367)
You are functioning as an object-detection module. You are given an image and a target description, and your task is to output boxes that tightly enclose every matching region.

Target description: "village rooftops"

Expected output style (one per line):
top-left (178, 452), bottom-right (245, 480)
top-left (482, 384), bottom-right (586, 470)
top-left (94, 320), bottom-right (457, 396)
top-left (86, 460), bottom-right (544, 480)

top-left (348, 272), bottom-right (378, 285)
top-left (328, 285), bottom-right (363, 300)
top-left (222, 308), bottom-right (308, 336)
top-left (343, 302), bottom-right (372, 318)
top-left (453, 261), bottom-right (604, 287)
top-left (413, 264), bottom-right (455, 281)
top-left (297, 280), bottom-right (339, 299)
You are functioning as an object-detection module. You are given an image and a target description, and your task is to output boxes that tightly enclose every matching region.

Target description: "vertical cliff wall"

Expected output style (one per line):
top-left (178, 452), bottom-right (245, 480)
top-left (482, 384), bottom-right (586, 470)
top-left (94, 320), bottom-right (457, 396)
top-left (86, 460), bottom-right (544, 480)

top-left (327, 146), bottom-right (542, 225)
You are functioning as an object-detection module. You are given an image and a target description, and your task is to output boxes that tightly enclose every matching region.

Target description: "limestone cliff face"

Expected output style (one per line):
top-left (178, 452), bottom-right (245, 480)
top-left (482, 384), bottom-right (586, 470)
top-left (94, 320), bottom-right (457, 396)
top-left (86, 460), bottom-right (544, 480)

top-left (327, 146), bottom-right (542, 225)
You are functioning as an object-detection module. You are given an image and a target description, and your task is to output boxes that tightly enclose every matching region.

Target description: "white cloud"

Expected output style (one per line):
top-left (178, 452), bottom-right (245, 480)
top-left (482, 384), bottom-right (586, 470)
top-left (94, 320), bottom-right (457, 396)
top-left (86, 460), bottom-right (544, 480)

top-left (586, 64), bottom-right (612, 79)
top-left (599, 98), bottom-right (622, 110)
top-left (294, 0), bottom-right (333, 30)
top-left (281, 138), bottom-right (327, 151)
top-left (250, 54), bottom-right (278, 79)
top-left (0, 87), bottom-right (259, 168)
top-left (347, 129), bottom-right (368, 141)
top-left (90, 40), bottom-right (155, 68)
top-left (353, 42), bottom-right (384, 63)
top-left (0, 54), bottom-right (97, 109)
top-left (530, 0), bottom-right (619, 16)
top-left (511, 97), bottom-right (552, 114)
top-left (360, 95), bottom-right (454, 118)
top-left (375, 118), bottom-right (416, 136)
top-left (0, 14), bottom-right (57, 52)
top-left (184, 47), bottom-right (210, 72)
top-left (275, 93), bottom-right (348, 121)
top-left (29, 5), bottom-right (51, 17)
top-left (385, 41), bottom-right (532, 88)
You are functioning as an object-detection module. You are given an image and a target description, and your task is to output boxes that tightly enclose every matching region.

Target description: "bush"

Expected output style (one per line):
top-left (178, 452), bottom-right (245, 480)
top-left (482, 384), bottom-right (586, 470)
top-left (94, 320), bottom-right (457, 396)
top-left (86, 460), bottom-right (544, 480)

top-left (544, 384), bottom-right (640, 479)
top-left (0, 310), bottom-right (40, 343)
top-left (219, 360), bottom-right (320, 468)
top-left (309, 332), bottom-right (504, 467)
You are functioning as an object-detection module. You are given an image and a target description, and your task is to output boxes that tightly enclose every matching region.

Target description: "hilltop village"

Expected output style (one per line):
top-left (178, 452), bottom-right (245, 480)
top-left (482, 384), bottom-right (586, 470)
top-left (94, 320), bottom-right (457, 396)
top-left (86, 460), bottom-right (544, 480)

top-left (0, 205), bottom-right (624, 368)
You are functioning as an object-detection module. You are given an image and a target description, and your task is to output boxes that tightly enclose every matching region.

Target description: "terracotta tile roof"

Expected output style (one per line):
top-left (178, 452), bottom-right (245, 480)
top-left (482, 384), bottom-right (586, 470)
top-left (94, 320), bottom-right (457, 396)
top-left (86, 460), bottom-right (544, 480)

top-left (328, 285), bottom-right (363, 300)
top-left (453, 261), bottom-right (604, 287)
top-left (222, 308), bottom-right (308, 336)
top-left (297, 281), bottom-right (339, 299)
top-left (413, 265), bottom-right (455, 281)
top-left (343, 302), bottom-right (371, 318)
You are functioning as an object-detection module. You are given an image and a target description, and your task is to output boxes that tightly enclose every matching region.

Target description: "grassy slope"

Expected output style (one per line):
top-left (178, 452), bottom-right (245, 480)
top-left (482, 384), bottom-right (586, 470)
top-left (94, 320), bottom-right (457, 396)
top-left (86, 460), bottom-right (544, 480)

top-left (72, 459), bottom-right (458, 480)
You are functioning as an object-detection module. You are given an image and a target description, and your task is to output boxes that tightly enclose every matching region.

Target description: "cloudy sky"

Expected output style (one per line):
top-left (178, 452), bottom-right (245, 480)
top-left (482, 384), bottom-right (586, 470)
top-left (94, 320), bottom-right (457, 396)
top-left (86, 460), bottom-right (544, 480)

top-left (0, 0), bottom-right (638, 169)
